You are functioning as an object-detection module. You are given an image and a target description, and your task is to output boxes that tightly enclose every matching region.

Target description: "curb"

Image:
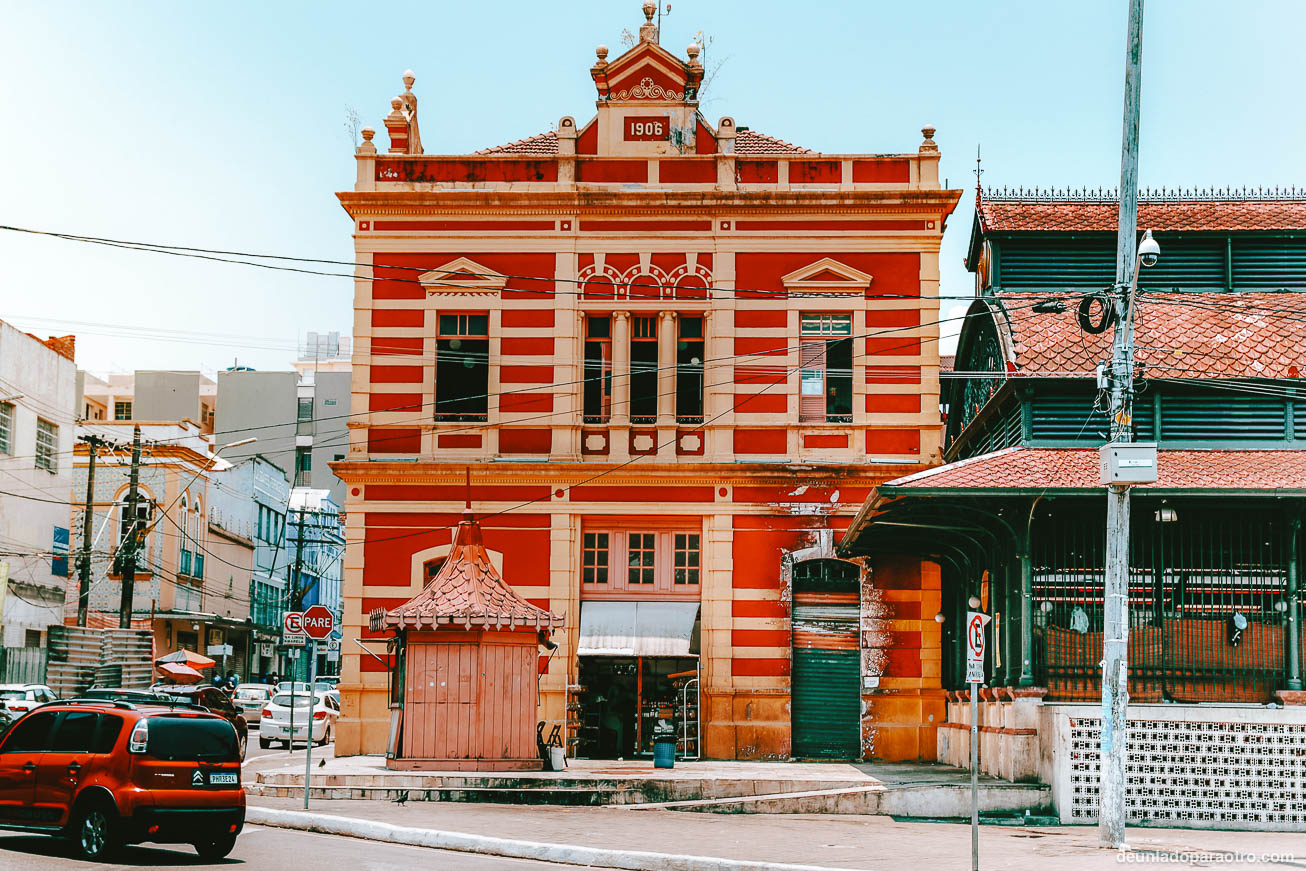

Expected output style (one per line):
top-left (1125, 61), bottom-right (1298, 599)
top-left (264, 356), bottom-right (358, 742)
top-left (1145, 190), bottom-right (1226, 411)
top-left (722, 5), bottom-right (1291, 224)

top-left (246, 806), bottom-right (868, 871)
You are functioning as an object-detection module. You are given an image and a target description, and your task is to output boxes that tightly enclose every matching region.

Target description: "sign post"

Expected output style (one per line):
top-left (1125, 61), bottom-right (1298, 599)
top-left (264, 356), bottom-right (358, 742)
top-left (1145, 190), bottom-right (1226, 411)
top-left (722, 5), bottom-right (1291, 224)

top-left (303, 640), bottom-right (317, 810)
top-left (966, 610), bottom-right (990, 871)
top-left (296, 605), bottom-right (334, 809)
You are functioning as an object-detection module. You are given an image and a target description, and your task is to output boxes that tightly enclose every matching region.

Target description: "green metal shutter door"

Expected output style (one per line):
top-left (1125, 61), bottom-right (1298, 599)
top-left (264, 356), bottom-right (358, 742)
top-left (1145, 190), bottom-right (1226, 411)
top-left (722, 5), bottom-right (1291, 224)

top-left (791, 648), bottom-right (860, 759)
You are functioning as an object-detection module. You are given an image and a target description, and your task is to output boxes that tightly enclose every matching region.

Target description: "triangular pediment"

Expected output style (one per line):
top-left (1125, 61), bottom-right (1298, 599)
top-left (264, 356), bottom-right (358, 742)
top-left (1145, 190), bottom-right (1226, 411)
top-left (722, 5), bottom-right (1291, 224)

top-left (781, 258), bottom-right (875, 290)
top-left (419, 258), bottom-right (507, 295)
top-left (593, 36), bottom-right (703, 102)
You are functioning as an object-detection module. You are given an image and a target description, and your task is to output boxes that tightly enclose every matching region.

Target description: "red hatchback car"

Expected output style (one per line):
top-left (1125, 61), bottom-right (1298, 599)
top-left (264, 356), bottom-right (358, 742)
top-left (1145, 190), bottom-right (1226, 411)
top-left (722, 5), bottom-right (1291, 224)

top-left (0, 699), bottom-right (245, 860)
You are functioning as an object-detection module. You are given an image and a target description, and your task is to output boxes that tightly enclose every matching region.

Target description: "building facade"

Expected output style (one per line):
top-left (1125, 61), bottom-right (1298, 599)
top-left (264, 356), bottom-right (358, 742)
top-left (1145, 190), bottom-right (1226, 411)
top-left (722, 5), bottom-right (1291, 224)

top-left (334, 7), bottom-right (961, 762)
top-left (214, 335), bottom-right (351, 506)
top-left (67, 421), bottom-right (257, 676)
top-left (843, 191), bottom-right (1306, 829)
top-left (0, 321), bottom-right (76, 651)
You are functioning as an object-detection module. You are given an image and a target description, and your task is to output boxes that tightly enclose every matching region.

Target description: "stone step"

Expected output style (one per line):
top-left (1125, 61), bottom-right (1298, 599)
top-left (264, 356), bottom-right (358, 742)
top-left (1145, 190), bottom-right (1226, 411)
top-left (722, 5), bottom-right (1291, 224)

top-left (246, 783), bottom-right (648, 805)
top-left (252, 772), bottom-right (869, 802)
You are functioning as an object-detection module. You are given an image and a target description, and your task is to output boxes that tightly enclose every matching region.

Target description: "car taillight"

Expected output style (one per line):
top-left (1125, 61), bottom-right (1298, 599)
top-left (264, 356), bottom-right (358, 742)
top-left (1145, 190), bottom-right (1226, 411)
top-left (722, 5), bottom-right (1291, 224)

top-left (313, 711), bottom-right (327, 720)
top-left (128, 719), bottom-right (149, 754)
top-left (261, 708), bottom-right (272, 718)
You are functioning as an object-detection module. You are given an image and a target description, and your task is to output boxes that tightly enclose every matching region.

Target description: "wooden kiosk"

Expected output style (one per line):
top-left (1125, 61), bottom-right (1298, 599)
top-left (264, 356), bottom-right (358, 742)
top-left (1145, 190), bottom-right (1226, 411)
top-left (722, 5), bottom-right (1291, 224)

top-left (375, 508), bottom-right (563, 770)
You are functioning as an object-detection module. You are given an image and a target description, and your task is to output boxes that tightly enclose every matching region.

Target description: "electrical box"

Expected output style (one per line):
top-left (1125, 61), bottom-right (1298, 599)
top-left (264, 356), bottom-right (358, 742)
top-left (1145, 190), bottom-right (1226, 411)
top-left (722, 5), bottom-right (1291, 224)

top-left (1099, 442), bottom-right (1158, 485)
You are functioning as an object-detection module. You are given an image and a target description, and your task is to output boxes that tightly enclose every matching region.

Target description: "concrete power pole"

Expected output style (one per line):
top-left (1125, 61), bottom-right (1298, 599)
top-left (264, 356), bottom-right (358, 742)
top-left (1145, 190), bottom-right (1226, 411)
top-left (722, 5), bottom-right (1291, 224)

top-left (290, 506), bottom-right (307, 681)
top-left (1099, 0), bottom-right (1146, 848)
top-left (76, 434), bottom-right (104, 627)
top-left (117, 426), bottom-right (144, 629)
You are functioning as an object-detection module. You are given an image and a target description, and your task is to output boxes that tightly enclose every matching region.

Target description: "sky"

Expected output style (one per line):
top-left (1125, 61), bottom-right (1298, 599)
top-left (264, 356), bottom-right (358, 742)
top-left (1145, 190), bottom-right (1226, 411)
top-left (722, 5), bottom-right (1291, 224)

top-left (2, 0), bottom-right (1304, 375)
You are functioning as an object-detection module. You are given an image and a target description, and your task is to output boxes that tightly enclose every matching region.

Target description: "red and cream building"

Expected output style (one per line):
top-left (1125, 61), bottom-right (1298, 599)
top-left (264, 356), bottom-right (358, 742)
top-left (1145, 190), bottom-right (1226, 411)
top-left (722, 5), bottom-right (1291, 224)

top-left (334, 4), bottom-right (962, 762)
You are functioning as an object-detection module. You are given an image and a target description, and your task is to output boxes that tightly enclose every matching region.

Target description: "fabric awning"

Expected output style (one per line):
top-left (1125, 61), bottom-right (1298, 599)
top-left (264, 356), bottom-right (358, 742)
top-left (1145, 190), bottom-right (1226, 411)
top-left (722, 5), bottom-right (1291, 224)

top-left (577, 602), bottom-right (700, 657)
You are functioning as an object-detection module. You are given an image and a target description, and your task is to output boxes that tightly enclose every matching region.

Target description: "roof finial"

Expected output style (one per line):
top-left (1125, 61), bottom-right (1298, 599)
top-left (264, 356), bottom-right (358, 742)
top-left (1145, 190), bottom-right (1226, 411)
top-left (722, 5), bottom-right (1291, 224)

top-left (464, 467), bottom-right (473, 517)
top-left (640, 1), bottom-right (659, 44)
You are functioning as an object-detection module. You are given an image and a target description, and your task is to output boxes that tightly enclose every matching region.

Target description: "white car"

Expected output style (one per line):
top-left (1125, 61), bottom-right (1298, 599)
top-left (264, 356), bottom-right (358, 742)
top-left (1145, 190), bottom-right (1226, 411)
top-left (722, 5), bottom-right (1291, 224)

top-left (259, 690), bottom-right (339, 749)
top-left (0, 684), bottom-right (56, 716)
top-left (233, 683), bottom-right (274, 725)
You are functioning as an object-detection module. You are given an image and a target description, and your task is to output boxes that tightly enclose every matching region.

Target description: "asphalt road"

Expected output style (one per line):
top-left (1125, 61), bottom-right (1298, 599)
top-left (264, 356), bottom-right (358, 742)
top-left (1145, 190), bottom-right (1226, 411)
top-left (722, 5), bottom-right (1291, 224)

top-left (0, 824), bottom-right (611, 870)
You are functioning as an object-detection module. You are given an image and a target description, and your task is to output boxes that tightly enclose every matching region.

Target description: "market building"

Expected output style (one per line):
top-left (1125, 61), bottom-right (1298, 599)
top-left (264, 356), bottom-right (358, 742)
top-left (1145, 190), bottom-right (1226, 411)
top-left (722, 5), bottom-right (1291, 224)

top-left (842, 190), bottom-right (1306, 829)
top-left (334, 4), bottom-right (962, 762)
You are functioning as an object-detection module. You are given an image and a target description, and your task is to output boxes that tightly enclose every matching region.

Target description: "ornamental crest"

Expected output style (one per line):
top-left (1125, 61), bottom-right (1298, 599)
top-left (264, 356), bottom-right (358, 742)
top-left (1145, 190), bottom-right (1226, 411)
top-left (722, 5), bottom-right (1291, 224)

top-left (612, 76), bottom-right (683, 101)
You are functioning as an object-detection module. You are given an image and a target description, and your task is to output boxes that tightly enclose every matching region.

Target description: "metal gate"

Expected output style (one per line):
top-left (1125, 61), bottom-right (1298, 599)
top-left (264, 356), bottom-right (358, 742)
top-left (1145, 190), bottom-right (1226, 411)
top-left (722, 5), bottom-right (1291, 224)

top-left (790, 559), bottom-right (861, 759)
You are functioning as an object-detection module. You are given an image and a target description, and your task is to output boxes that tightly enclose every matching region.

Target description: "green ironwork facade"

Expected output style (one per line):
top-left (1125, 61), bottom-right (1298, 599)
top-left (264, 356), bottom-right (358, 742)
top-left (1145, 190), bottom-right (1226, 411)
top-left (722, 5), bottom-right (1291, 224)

top-left (845, 198), bottom-right (1306, 703)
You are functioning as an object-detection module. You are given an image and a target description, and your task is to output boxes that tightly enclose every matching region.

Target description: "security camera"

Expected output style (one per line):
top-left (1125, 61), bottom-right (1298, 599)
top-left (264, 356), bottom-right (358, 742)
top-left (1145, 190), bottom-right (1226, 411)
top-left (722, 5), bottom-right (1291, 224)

top-left (1138, 229), bottom-right (1160, 268)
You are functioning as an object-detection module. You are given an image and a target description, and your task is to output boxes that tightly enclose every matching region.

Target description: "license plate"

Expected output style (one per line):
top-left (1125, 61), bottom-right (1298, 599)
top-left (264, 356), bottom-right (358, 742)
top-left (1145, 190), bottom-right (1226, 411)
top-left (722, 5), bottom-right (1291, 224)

top-left (208, 773), bottom-right (238, 785)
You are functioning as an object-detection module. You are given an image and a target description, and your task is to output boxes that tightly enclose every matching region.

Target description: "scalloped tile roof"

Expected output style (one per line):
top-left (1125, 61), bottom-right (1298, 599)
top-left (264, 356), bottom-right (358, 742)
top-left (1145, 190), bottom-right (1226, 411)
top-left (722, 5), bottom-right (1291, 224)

top-left (990, 291), bottom-right (1306, 379)
top-left (884, 447), bottom-right (1306, 491)
top-left (978, 197), bottom-right (1306, 233)
top-left (382, 514), bottom-right (562, 631)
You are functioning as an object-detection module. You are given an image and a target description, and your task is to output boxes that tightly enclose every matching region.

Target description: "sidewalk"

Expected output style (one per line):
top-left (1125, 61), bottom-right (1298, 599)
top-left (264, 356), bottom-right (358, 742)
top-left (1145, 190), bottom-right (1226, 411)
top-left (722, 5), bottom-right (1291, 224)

top-left (248, 796), bottom-right (1304, 870)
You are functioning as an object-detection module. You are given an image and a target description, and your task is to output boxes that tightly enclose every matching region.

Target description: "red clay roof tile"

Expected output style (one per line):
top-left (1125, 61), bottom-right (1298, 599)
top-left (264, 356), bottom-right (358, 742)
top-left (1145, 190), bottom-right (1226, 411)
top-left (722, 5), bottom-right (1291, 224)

top-left (978, 197), bottom-right (1306, 233)
top-left (884, 447), bottom-right (1306, 492)
top-left (991, 291), bottom-right (1306, 379)
top-left (474, 128), bottom-right (813, 156)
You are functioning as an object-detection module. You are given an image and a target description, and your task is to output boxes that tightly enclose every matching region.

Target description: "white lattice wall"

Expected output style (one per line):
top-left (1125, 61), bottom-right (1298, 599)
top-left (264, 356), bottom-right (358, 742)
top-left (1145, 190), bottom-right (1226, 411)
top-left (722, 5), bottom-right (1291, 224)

top-left (1060, 712), bottom-right (1306, 831)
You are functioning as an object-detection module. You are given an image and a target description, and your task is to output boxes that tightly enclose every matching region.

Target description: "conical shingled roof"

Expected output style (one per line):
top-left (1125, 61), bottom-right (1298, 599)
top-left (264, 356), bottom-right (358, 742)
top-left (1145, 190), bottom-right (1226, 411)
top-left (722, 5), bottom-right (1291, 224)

top-left (380, 512), bottom-right (563, 632)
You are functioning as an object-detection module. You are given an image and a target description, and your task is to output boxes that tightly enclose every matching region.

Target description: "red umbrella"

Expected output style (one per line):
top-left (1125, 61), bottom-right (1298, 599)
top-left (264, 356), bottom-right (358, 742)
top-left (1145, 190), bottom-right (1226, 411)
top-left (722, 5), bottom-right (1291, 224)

top-left (155, 649), bottom-right (216, 669)
top-left (158, 662), bottom-right (204, 684)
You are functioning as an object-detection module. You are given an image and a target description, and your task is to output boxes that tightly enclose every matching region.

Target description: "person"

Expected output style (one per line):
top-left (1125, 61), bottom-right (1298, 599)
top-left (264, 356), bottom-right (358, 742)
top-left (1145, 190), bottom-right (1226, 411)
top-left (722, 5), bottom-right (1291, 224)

top-left (224, 671), bottom-right (239, 693)
top-left (268, 672), bottom-right (280, 687)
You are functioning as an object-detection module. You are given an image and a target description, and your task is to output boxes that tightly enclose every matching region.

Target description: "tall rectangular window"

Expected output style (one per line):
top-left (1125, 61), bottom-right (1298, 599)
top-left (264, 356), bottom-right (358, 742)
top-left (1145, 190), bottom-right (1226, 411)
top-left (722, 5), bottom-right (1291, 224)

top-left (673, 533), bottom-right (700, 585)
top-left (435, 313), bottom-right (489, 421)
top-left (0, 402), bottom-right (11, 454)
top-left (627, 533), bottom-right (656, 585)
top-left (799, 314), bottom-right (853, 423)
top-left (583, 316), bottom-right (612, 423)
top-left (582, 532), bottom-right (609, 584)
top-left (113, 401), bottom-right (132, 421)
top-left (629, 316), bottom-right (658, 424)
top-left (676, 317), bottom-right (704, 423)
top-left (35, 418), bottom-right (57, 473)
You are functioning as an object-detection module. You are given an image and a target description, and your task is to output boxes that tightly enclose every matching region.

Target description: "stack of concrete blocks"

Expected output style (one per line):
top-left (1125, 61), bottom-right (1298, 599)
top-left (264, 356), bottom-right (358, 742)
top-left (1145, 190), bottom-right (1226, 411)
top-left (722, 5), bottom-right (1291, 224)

top-left (47, 625), bottom-right (153, 697)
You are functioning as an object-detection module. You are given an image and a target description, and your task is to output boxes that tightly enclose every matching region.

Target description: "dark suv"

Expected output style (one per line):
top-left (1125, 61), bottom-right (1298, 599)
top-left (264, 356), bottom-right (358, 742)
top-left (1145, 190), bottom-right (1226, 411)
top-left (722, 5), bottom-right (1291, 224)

top-left (0, 700), bottom-right (245, 860)
top-left (143, 686), bottom-right (248, 760)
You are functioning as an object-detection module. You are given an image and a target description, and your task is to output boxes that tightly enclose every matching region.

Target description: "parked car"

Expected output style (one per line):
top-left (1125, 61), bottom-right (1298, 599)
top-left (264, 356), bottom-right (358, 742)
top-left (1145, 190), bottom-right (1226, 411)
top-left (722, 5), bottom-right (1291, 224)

top-left (0, 699), bottom-right (245, 860)
top-left (232, 684), bottom-right (273, 726)
top-left (314, 675), bottom-right (341, 688)
top-left (0, 684), bottom-right (56, 717)
top-left (150, 685), bottom-right (248, 759)
top-left (259, 691), bottom-right (339, 749)
top-left (275, 681), bottom-right (312, 694)
top-left (82, 688), bottom-right (180, 705)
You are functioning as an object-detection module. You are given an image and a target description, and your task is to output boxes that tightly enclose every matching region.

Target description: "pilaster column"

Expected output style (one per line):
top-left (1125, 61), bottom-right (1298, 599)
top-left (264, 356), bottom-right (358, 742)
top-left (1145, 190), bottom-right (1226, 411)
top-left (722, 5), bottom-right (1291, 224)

top-left (657, 310), bottom-right (677, 426)
top-left (611, 312), bottom-right (631, 427)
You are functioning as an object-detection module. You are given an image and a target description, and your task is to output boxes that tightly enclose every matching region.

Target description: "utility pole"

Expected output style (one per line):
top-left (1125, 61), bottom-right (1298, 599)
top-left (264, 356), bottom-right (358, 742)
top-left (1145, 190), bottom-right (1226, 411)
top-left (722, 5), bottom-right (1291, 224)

top-left (118, 426), bottom-right (144, 629)
top-left (76, 434), bottom-right (105, 627)
top-left (290, 506), bottom-right (307, 681)
top-left (1100, 0), bottom-right (1146, 849)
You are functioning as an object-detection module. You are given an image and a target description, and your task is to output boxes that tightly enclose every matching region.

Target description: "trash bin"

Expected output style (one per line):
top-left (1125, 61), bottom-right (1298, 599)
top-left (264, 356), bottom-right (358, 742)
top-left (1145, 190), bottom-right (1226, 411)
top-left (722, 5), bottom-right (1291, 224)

top-left (652, 722), bottom-right (676, 769)
top-left (549, 746), bottom-right (566, 771)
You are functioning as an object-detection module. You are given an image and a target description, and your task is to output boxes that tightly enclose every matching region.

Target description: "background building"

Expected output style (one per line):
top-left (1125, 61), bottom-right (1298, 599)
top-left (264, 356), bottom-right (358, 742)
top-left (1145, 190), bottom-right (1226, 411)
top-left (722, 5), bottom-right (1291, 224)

top-left (214, 333), bottom-right (351, 505)
top-left (287, 487), bottom-right (345, 677)
top-left (0, 321), bottom-right (76, 664)
top-left (335, 8), bottom-right (961, 762)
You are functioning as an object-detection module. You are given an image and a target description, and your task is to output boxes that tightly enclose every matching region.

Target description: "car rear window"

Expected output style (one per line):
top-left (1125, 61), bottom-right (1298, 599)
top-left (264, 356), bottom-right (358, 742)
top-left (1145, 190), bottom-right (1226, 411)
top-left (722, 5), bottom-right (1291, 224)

top-left (0, 690), bottom-right (26, 700)
top-left (271, 694), bottom-right (317, 709)
top-left (234, 687), bottom-right (266, 700)
top-left (146, 717), bottom-right (238, 762)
